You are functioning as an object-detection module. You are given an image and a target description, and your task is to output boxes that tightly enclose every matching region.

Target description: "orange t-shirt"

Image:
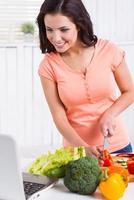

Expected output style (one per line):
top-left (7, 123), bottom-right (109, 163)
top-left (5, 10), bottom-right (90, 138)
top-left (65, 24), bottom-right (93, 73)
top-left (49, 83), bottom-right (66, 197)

top-left (38, 39), bottom-right (129, 152)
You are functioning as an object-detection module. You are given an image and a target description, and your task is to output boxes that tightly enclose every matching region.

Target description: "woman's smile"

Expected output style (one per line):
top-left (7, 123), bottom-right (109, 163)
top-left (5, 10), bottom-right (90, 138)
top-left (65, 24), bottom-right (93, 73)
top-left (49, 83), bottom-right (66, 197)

top-left (44, 13), bottom-right (79, 53)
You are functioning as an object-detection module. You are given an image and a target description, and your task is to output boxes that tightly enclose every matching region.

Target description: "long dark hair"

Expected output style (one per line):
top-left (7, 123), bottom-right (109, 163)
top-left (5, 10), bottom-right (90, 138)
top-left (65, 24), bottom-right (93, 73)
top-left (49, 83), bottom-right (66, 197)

top-left (36, 0), bottom-right (97, 53)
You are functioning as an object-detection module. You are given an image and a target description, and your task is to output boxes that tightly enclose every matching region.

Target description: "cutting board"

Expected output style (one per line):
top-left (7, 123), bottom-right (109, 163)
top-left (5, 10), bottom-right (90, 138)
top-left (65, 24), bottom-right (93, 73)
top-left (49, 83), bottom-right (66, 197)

top-left (112, 156), bottom-right (134, 182)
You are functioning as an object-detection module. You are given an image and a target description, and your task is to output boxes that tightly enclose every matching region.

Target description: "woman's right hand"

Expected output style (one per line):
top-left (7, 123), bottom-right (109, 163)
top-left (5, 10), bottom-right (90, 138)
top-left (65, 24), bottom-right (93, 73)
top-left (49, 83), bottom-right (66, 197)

top-left (85, 146), bottom-right (103, 165)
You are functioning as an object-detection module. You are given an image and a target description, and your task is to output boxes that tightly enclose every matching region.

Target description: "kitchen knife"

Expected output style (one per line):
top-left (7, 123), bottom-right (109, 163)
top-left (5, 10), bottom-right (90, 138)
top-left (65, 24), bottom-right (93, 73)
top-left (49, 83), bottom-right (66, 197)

top-left (103, 136), bottom-right (110, 150)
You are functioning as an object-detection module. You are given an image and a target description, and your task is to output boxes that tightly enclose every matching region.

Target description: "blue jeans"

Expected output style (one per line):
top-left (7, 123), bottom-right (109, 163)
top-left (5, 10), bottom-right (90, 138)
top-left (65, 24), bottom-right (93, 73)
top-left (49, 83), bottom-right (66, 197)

top-left (111, 143), bottom-right (133, 154)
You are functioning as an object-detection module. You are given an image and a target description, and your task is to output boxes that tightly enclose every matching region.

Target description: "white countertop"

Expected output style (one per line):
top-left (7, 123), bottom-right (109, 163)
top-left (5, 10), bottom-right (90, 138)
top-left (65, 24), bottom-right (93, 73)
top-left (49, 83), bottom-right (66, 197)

top-left (21, 158), bottom-right (134, 200)
top-left (31, 179), bottom-right (134, 200)
top-left (27, 178), bottom-right (134, 200)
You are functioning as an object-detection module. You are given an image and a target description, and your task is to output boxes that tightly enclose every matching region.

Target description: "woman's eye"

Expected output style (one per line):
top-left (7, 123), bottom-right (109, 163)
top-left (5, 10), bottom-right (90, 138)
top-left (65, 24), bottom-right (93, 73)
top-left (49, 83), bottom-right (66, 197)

top-left (61, 29), bottom-right (69, 32)
top-left (46, 29), bottom-right (53, 32)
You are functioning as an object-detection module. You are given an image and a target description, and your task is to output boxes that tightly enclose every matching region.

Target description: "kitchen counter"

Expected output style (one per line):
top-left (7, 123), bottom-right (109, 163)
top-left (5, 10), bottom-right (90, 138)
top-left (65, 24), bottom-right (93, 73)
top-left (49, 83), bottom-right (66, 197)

top-left (21, 158), bottom-right (134, 200)
top-left (31, 179), bottom-right (134, 200)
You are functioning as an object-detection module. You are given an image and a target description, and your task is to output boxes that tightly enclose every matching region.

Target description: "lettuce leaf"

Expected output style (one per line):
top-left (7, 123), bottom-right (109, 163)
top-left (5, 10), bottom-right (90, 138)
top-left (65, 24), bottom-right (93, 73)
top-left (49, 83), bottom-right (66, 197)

top-left (28, 146), bottom-right (86, 177)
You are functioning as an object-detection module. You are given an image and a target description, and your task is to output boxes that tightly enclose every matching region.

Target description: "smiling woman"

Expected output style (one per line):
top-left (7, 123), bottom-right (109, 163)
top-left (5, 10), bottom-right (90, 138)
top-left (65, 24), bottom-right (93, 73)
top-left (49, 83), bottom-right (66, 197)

top-left (44, 13), bottom-right (79, 53)
top-left (36, 0), bottom-right (134, 159)
top-left (36, 0), bottom-right (97, 53)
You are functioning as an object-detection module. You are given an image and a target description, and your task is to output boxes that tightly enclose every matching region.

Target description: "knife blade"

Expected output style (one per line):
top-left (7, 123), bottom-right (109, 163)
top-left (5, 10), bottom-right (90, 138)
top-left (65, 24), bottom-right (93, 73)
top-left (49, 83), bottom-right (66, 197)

top-left (103, 136), bottom-right (110, 150)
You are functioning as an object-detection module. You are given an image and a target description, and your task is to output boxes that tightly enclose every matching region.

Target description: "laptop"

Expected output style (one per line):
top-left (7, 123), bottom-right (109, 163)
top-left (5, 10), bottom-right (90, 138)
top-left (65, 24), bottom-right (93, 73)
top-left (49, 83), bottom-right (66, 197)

top-left (0, 134), bottom-right (58, 200)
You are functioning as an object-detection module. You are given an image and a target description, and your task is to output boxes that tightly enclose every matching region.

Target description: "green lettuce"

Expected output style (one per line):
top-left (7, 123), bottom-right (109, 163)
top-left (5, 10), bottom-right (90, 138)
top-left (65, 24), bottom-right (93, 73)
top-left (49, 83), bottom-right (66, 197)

top-left (28, 146), bottom-right (86, 178)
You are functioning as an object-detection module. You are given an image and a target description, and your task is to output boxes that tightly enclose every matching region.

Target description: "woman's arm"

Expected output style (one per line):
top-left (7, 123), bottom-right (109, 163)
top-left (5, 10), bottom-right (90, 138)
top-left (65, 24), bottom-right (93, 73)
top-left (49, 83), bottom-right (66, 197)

top-left (40, 76), bottom-right (101, 157)
top-left (99, 58), bottom-right (134, 136)
top-left (40, 75), bottom-right (87, 146)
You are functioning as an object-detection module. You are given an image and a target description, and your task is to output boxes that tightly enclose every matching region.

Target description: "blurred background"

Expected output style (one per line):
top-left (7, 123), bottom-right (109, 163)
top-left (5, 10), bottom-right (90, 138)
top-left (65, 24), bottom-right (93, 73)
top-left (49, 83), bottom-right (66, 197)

top-left (0, 0), bottom-right (134, 157)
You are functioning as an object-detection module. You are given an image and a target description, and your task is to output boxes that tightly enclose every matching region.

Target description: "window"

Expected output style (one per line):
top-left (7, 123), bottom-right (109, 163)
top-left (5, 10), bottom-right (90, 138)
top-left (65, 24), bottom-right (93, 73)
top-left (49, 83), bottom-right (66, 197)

top-left (0, 0), bottom-right (43, 43)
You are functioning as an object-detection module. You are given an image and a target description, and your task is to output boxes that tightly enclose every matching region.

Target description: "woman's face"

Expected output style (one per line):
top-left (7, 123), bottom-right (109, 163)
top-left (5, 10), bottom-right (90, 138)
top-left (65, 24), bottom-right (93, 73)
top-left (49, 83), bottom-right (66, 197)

top-left (44, 13), bottom-right (79, 53)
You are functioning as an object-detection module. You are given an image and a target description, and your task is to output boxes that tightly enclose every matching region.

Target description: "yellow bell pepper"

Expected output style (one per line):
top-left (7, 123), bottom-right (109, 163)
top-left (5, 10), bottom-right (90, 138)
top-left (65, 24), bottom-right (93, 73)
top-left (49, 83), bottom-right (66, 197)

top-left (108, 164), bottom-right (129, 187)
top-left (99, 172), bottom-right (126, 200)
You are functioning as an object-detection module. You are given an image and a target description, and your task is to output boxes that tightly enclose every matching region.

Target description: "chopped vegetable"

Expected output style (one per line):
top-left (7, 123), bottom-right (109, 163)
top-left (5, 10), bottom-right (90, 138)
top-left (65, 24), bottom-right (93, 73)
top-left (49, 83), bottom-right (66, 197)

top-left (117, 159), bottom-right (127, 167)
top-left (117, 159), bottom-right (126, 163)
top-left (103, 150), bottom-right (113, 167)
top-left (64, 156), bottom-right (102, 195)
top-left (127, 157), bottom-right (134, 174)
top-left (99, 169), bottom-right (126, 200)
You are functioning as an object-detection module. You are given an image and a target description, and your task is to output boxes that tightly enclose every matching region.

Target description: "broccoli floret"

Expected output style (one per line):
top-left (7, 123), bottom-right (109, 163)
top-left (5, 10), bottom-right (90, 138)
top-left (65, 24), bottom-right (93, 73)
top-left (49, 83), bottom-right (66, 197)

top-left (64, 156), bottom-right (102, 195)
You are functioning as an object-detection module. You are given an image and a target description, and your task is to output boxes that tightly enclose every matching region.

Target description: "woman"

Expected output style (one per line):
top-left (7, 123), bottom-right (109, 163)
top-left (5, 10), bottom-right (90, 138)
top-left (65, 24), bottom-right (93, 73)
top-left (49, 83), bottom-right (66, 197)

top-left (37, 0), bottom-right (134, 158)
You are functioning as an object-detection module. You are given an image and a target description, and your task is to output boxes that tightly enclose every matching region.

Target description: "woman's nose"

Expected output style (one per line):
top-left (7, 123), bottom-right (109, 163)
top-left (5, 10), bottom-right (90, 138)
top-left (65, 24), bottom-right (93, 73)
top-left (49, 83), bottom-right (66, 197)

top-left (52, 31), bottom-right (61, 42)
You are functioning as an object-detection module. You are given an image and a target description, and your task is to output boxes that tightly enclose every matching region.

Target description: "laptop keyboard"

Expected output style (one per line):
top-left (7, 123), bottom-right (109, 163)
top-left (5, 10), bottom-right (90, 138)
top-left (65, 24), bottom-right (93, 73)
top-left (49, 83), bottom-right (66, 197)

top-left (23, 181), bottom-right (45, 197)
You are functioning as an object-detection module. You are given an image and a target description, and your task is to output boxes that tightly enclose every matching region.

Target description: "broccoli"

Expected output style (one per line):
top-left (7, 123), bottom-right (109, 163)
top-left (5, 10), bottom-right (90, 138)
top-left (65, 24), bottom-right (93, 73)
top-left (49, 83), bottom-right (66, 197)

top-left (64, 156), bottom-right (102, 195)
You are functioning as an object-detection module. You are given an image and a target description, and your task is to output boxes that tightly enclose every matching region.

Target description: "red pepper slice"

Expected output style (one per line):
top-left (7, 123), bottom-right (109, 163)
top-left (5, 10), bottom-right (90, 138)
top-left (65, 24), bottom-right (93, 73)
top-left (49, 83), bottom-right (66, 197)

top-left (103, 150), bottom-right (113, 167)
top-left (103, 158), bottom-right (113, 167)
top-left (127, 157), bottom-right (134, 174)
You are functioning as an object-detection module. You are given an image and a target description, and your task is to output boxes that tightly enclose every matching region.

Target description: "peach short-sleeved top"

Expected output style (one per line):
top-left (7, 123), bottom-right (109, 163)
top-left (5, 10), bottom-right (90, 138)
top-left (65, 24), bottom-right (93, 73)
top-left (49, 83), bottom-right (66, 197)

top-left (38, 39), bottom-right (129, 152)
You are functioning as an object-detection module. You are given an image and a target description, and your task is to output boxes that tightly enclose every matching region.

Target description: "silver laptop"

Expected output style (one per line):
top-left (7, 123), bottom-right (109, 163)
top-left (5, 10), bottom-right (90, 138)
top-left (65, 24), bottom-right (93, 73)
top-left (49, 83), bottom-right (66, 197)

top-left (0, 134), bottom-right (57, 200)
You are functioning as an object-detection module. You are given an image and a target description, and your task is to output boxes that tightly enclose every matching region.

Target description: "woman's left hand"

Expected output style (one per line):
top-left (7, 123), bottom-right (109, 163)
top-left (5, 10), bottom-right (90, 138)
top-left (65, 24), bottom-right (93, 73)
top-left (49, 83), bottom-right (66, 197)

top-left (99, 113), bottom-right (116, 137)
